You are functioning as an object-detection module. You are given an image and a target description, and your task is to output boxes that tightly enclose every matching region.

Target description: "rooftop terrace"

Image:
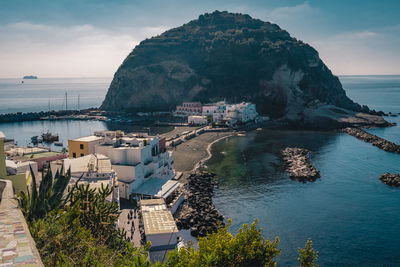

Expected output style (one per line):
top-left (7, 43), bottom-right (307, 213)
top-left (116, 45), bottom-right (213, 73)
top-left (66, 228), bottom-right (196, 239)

top-left (141, 199), bottom-right (178, 235)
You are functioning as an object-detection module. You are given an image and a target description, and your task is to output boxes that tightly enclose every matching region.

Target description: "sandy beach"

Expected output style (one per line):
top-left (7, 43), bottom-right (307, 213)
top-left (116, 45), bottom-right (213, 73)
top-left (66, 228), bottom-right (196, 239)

top-left (172, 131), bottom-right (234, 177)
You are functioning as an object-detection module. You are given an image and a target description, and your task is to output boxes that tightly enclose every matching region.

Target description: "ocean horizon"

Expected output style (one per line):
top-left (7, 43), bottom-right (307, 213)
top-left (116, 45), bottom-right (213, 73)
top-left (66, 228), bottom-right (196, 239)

top-left (1, 75), bottom-right (400, 115)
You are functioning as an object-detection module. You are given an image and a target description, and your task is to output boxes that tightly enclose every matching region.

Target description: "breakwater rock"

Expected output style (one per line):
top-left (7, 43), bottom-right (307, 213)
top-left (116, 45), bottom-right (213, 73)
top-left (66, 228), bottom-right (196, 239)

top-left (380, 173), bottom-right (400, 187)
top-left (344, 128), bottom-right (400, 154)
top-left (175, 172), bottom-right (224, 237)
top-left (281, 147), bottom-right (320, 182)
top-left (0, 108), bottom-right (101, 123)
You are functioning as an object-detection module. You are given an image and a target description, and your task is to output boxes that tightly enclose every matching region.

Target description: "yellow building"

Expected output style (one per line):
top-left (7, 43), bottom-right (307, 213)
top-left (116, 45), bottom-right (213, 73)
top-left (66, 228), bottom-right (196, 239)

top-left (0, 131), bottom-right (31, 194)
top-left (68, 135), bottom-right (105, 158)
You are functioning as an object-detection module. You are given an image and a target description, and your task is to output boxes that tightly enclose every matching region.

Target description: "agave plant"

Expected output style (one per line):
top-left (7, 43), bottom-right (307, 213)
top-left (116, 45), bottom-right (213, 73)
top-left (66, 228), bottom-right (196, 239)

top-left (18, 164), bottom-right (81, 222)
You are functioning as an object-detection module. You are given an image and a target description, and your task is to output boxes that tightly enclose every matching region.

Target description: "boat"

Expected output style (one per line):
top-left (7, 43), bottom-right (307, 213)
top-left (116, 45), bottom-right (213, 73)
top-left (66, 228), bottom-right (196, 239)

top-left (23, 75), bottom-right (38, 79)
top-left (41, 131), bottom-right (59, 142)
top-left (54, 141), bottom-right (63, 146)
top-left (31, 136), bottom-right (39, 144)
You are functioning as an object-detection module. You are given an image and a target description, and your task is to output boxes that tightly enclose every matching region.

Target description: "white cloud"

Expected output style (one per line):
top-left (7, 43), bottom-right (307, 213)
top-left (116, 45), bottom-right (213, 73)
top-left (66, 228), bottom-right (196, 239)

top-left (0, 22), bottom-right (168, 78)
top-left (266, 1), bottom-right (318, 23)
top-left (310, 27), bottom-right (400, 75)
top-left (1, 5), bottom-right (399, 77)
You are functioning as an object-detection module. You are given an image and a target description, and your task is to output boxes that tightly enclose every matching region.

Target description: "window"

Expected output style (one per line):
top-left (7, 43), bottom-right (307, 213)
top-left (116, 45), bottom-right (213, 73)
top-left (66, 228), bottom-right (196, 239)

top-left (72, 152), bottom-right (76, 158)
top-left (80, 153), bottom-right (84, 157)
top-left (80, 144), bottom-right (84, 149)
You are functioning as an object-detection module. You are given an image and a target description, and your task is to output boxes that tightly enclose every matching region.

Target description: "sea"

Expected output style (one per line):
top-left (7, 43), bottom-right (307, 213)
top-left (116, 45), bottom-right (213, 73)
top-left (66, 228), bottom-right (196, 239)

top-left (0, 77), bottom-right (172, 150)
top-left (0, 76), bottom-right (400, 266)
top-left (206, 75), bottom-right (400, 266)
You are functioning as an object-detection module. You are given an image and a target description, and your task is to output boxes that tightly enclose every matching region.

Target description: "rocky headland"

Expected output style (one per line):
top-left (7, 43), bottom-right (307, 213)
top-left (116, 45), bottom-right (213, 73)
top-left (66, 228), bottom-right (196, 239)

top-left (101, 11), bottom-right (389, 130)
top-left (175, 172), bottom-right (224, 237)
top-left (380, 173), bottom-right (400, 187)
top-left (344, 128), bottom-right (400, 153)
top-left (281, 147), bottom-right (320, 182)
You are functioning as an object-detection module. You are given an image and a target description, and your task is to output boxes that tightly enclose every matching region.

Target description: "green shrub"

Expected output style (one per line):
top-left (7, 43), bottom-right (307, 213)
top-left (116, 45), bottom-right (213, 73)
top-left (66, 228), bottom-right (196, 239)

top-left (298, 238), bottom-right (319, 267)
top-left (164, 219), bottom-right (281, 267)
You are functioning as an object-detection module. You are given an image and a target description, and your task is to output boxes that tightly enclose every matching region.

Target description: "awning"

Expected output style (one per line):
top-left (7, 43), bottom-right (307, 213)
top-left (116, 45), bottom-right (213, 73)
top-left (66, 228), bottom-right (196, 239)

top-left (134, 178), bottom-right (181, 199)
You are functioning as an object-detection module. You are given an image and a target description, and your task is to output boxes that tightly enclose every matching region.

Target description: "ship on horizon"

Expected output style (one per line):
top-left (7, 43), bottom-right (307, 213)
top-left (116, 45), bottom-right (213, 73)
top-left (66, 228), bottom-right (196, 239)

top-left (23, 75), bottom-right (37, 79)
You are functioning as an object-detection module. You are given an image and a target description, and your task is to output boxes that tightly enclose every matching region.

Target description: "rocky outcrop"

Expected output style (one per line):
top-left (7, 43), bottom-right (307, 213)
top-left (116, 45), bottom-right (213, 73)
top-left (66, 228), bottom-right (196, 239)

top-left (300, 105), bottom-right (392, 130)
top-left (101, 11), bottom-right (388, 129)
top-left (380, 173), bottom-right (400, 187)
top-left (344, 128), bottom-right (400, 153)
top-left (175, 172), bottom-right (224, 237)
top-left (281, 147), bottom-right (320, 182)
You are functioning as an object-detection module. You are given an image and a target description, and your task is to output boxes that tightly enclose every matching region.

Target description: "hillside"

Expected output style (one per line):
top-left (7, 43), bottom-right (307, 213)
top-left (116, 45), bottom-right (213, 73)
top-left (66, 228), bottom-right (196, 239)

top-left (101, 11), bottom-right (388, 128)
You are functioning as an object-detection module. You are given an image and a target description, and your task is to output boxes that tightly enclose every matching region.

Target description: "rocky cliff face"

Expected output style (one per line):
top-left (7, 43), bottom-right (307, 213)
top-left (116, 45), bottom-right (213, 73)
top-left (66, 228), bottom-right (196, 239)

top-left (101, 11), bottom-right (388, 128)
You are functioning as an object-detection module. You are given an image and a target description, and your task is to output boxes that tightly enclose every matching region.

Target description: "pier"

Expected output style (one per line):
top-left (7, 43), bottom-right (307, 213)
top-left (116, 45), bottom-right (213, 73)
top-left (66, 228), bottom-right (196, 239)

top-left (344, 127), bottom-right (400, 154)
top-left (0, 108), bottom-right (104, 123)
top-left (174, 172), bottom-right (224, 237)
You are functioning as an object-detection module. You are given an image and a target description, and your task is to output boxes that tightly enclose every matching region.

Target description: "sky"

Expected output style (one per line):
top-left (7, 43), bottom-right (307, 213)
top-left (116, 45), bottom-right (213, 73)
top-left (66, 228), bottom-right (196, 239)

top-left (0, 0), bottom-right (399, 78)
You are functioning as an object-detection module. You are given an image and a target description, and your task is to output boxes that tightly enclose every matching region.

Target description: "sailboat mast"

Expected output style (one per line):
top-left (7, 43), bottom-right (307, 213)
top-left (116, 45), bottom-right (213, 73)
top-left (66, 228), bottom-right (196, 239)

top-left (78, 95), bottom-right (80, 111)
top-left (65, 92), bottom-right (68, 110)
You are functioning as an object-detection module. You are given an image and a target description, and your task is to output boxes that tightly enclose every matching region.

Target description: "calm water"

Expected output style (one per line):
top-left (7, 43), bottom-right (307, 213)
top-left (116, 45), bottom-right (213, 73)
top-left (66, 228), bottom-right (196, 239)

top-left (0, 77), bottom-right (110, 114)
top-left (206, 75), bottom-right (400, 266)
top-left (0, 77), bottom-right (172, 149)
top-left (1, 76), bottom-right (399, 265)
top-left (0, 120), bottom-right (172, 151)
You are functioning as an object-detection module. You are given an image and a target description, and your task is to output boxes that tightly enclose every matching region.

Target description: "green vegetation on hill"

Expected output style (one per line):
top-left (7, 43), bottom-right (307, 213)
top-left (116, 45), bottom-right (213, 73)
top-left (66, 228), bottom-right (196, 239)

top-left (101, 11), bottom-right (362, 119)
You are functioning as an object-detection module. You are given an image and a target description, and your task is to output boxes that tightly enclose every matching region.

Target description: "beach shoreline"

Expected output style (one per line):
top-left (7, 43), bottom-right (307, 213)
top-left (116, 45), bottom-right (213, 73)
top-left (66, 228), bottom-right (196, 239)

top-left (192, 133), bottom-right (235, 172)
top-left (171, 130), bottom-right (235, 181)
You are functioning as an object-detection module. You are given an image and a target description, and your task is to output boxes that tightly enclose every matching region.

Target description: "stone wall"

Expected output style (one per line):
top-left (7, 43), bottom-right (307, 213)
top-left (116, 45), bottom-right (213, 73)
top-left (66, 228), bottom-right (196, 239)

top-left (0, 179), bottom-right (43, 266)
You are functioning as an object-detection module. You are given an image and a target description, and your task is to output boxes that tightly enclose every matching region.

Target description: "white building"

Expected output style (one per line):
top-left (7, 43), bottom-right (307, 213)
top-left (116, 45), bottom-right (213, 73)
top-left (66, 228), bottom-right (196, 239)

top-left (51, 153), bottom-right (120, 205)
top-left (92, 132), bottom-right (175, 200)
top-left (188, 115), bottom-right (208, 125)
top-left (140, 198), bottom-right (179, 251)
top-left (226, 102), bottom-right (258, 125)
top-left (202, 104), bottom-right (217, 116)
top-left (5, 160), bottom-right (38, 178)
top-left (207, 101), bottom-right (258, 126)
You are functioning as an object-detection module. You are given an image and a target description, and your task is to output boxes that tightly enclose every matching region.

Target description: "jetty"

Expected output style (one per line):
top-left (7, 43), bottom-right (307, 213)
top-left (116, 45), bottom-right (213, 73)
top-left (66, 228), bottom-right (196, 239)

top-left (175, 172), bottom-right (224, 237)
top-left (0, 108), bottom-right (104, 123)
top-left (380, 173), bottom-right (400, 187)
top-left (344, 128), bottom-right (400, 154)
top-left (281, 147), bottom-right (320, 182)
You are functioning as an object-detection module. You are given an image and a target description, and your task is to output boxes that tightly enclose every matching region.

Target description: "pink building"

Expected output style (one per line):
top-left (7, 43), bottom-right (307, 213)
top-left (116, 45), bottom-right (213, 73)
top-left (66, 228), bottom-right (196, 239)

top-left (29, 152), bottom-right (68, 171)
top-left (175, 102), bottom-right (202, 116)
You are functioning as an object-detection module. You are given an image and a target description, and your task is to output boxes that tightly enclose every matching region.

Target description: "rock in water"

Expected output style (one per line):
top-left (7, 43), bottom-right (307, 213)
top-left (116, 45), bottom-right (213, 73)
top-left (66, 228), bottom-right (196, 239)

top-left (281, 147), bottom-right (320, 182)
top-left (101, 11), bottom-right (388, 129)
top-left (380, 173), bottom-right (400, 187)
